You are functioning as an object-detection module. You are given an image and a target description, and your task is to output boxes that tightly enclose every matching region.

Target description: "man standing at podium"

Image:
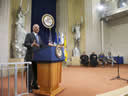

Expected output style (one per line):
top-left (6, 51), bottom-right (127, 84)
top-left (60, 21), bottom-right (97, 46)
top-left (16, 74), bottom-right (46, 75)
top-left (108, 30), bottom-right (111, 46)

top-left (24, 24), bottom-right (42, 92)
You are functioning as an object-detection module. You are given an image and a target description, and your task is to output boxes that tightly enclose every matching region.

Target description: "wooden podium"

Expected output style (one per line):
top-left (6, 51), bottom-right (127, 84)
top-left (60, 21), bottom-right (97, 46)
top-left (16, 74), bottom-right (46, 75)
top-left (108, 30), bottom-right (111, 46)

top-left (33, 47), bottom-right (65, 96)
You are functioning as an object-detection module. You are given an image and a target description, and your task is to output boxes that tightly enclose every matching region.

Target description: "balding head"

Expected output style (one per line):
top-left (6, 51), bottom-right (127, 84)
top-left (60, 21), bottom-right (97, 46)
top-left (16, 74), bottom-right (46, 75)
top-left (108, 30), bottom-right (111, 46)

top-left (92, 52), bottom-right (95, 54)
top-left (83, 51), bottom-right (86, 55)
top-left (33, 24), bottom-right (40, 33)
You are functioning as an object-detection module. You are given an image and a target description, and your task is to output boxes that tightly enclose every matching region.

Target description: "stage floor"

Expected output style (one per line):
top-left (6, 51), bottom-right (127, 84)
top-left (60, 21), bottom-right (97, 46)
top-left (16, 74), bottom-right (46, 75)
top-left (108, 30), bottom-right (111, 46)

top-left (0, 64), bottom-right (128, 96)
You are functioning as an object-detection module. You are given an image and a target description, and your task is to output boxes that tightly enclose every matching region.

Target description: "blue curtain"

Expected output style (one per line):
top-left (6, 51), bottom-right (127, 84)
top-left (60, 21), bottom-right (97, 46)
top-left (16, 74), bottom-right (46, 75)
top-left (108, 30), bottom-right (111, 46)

top-left (31, 0), bottom-right (56, 44)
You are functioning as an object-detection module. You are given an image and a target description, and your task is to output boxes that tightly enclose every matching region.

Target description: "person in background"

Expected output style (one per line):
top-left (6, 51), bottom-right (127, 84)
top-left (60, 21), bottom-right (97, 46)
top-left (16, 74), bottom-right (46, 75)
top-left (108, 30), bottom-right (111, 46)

top-left (90, 52), bottom-right (98, 67)
top-left (107, 51), bottom-right (116, 67)
top-left (80, 52), bottom-right (89, 66)
top-left (98, 52), bottom-right (107, 67)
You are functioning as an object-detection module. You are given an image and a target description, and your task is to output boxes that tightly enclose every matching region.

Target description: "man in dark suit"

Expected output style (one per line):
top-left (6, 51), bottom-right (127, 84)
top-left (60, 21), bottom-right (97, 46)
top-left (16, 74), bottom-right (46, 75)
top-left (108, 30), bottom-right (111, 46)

top-left (80, 52), bottom-right (89, 66)
top-left (24, 24), bottom-right (43, 92)
top-left (90, 52), bottom-right (98, 67)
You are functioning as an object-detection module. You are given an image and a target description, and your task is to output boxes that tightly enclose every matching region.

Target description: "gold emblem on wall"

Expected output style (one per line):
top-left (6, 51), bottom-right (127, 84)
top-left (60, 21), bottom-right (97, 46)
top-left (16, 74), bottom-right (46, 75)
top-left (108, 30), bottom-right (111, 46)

top-left (42, 14), bottom-right (55, 29)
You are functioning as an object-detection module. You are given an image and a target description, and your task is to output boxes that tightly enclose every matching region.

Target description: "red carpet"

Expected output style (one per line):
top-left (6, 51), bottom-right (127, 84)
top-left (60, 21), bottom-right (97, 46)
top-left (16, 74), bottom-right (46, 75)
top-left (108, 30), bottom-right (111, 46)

top-left (1, 64), bottom-right (128, 96)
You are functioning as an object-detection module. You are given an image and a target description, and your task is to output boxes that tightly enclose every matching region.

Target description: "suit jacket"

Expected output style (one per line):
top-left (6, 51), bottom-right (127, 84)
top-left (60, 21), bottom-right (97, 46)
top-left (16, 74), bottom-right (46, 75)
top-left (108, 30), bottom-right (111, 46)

top-left (80, 55), bottom-right (89, 64)
top-left (80, 55), bottom-right (88, 62)
top-left (24, 32), bottom-right (46, 61)
top-left (90, 53), bottom-right (98, 63)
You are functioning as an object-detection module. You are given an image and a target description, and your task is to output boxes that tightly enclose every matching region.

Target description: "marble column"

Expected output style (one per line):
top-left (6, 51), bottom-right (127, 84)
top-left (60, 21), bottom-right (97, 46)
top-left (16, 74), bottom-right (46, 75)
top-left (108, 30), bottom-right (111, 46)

top-left (0, 0), bottom-right (10, 62)
top-left (0, 0), bottom-right (10, 77)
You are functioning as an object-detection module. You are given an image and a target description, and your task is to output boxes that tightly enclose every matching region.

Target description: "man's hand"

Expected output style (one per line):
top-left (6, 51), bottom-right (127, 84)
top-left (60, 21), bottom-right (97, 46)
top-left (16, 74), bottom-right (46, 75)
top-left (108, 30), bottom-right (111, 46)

top-left (31, 40), bottom-right (39, 47)
top-left (48, 43), bottom-right (55, 46)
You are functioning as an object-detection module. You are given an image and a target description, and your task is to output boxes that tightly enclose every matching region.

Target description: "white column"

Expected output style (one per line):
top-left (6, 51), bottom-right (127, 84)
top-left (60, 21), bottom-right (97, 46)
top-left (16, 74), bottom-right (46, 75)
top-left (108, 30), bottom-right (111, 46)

top-left (0, 0), bottom-right (10, 77)
top-left (84, 0), bottom-right (101, 54)
top-left (0, 0), bottom-right (10, 62)
top-left (101, 20), bottom-right (104, 52)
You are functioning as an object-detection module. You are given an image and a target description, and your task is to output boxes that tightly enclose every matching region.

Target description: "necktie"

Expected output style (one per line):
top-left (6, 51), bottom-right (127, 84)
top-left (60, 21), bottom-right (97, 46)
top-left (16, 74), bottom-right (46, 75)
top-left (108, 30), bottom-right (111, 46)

top-left (35, 35), bottom-right (39, 44)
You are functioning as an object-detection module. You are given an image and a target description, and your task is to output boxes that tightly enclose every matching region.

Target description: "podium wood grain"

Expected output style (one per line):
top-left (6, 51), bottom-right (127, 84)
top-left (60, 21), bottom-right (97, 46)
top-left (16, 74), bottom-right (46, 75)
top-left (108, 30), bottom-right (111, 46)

top-left (33, 62), bottom-right (64, 96)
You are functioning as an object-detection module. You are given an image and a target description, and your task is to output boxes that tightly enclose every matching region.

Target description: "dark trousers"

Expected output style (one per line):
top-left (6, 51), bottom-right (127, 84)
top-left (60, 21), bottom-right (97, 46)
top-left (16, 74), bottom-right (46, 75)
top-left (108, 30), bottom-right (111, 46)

top-left (90, 60), bottom-right (98, 67)
top-left (32, 61), bottom-right (37, 86)
top-left (27, 61), bottom-right (37, 89)
top-left (81, 61), bottom-right (89, 66)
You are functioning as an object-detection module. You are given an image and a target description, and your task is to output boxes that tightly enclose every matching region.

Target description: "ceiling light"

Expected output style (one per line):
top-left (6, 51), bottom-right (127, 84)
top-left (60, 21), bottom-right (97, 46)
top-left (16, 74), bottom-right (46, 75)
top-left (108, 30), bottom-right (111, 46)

top-left (97, 4), bottom-right (105, 11)
top-left (122, 2), bottom-right (127, 7)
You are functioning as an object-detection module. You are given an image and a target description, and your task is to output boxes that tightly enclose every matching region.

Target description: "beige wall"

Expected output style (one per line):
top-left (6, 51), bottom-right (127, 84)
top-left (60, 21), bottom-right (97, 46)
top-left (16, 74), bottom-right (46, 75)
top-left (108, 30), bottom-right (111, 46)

top-left (56, 0), bottom-right (68, 35)
top-left (56, 0), bottom-right (68, 46)
top-left (104, 16), bottom-right (128, 64)
top-left (84, 0), bottom-right (101, 55)
top-left (68, 0), bottom-right (86, 57)
top-left (9, 0), bottom-right (31, 58)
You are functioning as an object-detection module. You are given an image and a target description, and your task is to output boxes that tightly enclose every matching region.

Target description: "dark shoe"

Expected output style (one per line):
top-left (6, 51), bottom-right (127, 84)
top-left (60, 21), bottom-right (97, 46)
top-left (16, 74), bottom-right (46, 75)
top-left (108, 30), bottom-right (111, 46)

top-left (29, 88), bottom-right (33, 93)
top-left (32, 85), bottom-right (39, 89)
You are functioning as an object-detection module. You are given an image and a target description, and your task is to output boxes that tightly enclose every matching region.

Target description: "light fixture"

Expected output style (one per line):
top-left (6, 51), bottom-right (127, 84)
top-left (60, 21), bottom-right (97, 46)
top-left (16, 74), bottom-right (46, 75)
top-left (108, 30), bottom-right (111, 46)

top-left (122, 2), bottom-right (127, 7)
top-left (97, 4), bottom-right (105, 11)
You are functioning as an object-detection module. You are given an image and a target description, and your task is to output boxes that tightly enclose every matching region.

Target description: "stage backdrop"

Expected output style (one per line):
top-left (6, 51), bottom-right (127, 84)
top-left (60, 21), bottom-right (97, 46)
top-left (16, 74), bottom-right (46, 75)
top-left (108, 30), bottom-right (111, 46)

top-left (31, 0), bottom-right (56, 44)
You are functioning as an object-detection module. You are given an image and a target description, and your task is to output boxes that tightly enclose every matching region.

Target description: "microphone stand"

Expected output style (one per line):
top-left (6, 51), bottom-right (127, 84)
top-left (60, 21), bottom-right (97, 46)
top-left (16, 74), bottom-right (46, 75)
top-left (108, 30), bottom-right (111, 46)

top-left (111, 56), bottom-right (128, 82)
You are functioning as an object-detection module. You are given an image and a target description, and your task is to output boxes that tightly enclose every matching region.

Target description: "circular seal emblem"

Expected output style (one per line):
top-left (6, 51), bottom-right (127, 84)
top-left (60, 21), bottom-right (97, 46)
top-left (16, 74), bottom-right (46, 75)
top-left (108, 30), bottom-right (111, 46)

top-left (56, 45), bottom-right (63, 58)
top-left (42, 14), bottom-right (55, 29)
